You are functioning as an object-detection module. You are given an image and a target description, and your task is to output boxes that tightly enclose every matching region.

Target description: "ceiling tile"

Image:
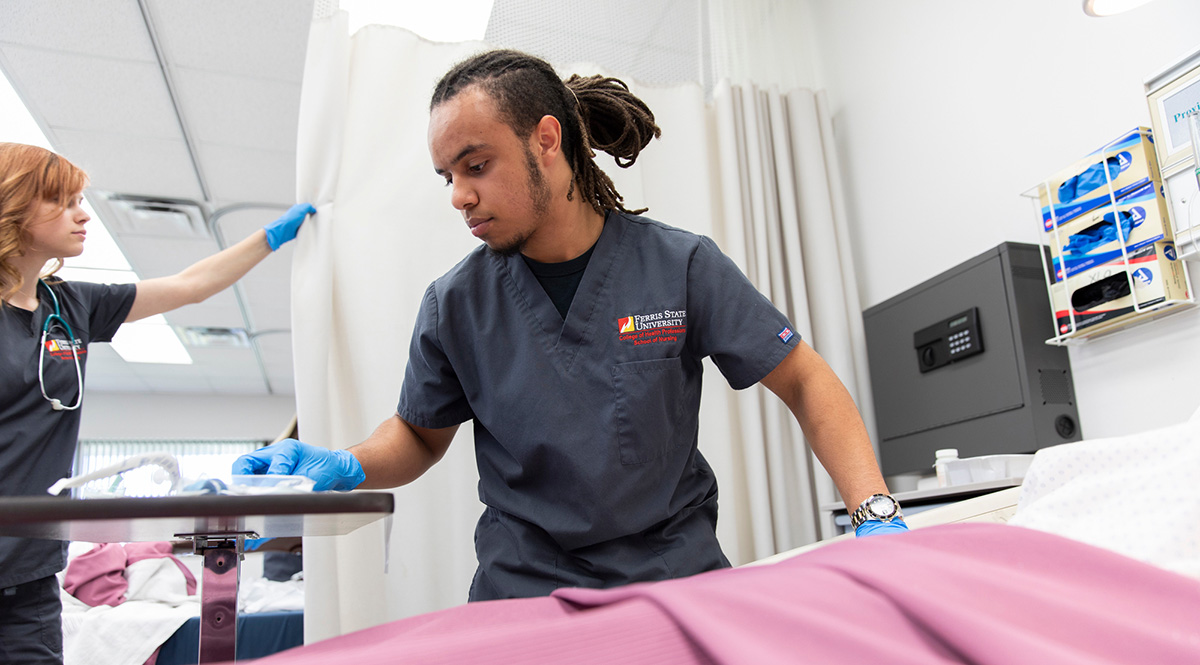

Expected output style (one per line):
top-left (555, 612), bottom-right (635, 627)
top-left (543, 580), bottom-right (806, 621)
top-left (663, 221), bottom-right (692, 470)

top-left (84, 344), bottom-right (142, 379)
top-left (196, 143), bottom-right (296, 204)
top-left (187, 347), bottom-right (264, 375)
top-left (113, 235), bottom-right (222, 278)
top-left (244, 303), bottom-right (292, 332)
top-left (54, 130), bottom-right (204, 200)
top-left (256, 341), bottom-right (295, 369)
top-left (209, 376), bottom-right (272, 395)
top-left (260, 371), bottom-right (295, 394)
top-left (211, 205), bottom-right (287, 240)
top-left (84, 373), bottom-right (151, 392)
top-left (172, 68), bottom-right (302, 151)
top-left (147, 0), bottom-right (313, 81)
top-left (0, 45), bottom-right (181, 138)
top-left (0, 0), bottom-right (157, 61)
top-left (128, 359), bottom-right (208, 379)
top-left (241, 276), bottom-right (292, 324)
top-left (164, 295), bottom-right (248, 330)
top-left (136, 374), bottom-right (220, 394)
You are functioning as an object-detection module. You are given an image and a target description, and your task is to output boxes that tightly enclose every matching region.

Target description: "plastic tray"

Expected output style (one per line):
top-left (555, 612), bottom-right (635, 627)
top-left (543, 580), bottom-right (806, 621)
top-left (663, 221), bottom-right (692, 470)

top-left (941, 454), bottom-right (1034, 487)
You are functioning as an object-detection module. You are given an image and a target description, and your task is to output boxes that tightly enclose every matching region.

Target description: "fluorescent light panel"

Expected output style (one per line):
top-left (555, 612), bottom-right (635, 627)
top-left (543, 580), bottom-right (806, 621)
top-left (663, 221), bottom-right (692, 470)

top-left (0, 69), bottom-right (52, 149)
top-left (110, 315), bottom-right (193, 365)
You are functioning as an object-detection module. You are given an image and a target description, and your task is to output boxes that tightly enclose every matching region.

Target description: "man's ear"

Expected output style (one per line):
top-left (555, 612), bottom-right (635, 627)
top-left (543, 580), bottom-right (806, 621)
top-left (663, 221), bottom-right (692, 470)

top-left (532, 114), bottom-right (563, 164)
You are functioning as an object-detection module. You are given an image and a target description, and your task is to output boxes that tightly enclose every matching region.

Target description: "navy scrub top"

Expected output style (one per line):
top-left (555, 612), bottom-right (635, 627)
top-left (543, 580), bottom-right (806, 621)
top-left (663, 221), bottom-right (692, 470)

top-left (397, 211), bottom-right (798, 599)
top-left (0, 280), bottom-right (136, 589)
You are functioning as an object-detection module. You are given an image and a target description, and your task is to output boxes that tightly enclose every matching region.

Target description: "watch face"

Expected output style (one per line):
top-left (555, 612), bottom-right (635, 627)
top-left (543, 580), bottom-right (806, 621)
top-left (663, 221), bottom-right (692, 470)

top-left (867, 495), bottom-right (898, 519)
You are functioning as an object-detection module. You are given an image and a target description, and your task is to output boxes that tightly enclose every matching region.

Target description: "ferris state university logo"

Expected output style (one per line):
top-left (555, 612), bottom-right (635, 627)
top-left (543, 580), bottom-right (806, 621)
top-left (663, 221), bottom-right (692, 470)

top-left (618, 309), bottom-right (687, 346)
top-left (44, 337), bottom-right (85, 360)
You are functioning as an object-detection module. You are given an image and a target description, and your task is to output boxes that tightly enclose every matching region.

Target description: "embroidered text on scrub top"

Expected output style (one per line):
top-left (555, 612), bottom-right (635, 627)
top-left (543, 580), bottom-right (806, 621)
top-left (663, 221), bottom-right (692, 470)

top-left (618, 308), bottom-right (687, 346)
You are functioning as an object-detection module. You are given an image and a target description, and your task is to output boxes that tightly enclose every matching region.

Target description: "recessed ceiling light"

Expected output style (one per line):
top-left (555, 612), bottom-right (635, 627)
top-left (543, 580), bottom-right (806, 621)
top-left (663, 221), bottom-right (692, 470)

top-left (1083, 0), bottom-right (1155, 17)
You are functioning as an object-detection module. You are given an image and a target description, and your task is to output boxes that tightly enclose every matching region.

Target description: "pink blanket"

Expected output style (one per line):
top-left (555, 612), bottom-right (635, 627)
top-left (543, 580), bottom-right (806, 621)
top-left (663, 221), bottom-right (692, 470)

top-left (64, 541), bottom-right (197, 607)
top-left (248, 524), bottom-right (1200, 664)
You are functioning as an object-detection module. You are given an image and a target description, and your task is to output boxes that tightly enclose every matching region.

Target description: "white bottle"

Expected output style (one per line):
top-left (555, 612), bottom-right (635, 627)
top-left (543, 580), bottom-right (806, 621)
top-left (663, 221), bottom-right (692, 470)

top-left (934, 448), bottom-right (959, 488)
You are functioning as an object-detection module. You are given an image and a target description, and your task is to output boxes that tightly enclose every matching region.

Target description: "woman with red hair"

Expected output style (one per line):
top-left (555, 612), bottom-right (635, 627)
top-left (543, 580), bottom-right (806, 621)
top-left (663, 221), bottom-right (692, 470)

top-left (0, 142), bottom-right (313, 664)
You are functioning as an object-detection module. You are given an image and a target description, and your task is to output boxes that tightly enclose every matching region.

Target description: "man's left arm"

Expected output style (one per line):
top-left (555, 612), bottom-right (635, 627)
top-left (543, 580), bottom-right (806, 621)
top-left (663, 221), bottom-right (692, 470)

top-left (759, 340), bottom-right (905, 535)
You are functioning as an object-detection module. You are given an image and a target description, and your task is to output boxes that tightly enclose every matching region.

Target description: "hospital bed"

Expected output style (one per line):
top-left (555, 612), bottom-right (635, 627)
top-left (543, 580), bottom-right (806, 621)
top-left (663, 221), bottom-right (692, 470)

top-left (153, 543), bottom-right (306, 663)
top-left (0, 492), bottom-right (392, 664)
top-left (242, 410), bottom-right (1200, 665)
top-left (61, 572), bottom-right (304, 665)
top-left (156, 609), bottom-right (304, 664)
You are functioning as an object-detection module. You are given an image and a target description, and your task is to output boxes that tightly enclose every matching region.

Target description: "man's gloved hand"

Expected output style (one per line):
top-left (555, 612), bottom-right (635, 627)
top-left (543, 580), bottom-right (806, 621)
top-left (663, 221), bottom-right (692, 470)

top-left (264, 203), bottom-right (316, 251)
top-left (855, 518), bottom-right (909, 538)
top-left (232, 439), bottom-right (365, 492)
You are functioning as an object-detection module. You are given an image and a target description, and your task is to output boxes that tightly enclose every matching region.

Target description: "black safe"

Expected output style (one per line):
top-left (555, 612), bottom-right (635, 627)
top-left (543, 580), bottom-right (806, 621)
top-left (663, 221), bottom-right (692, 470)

top-left (863, 242), bottom-right (1083, 476)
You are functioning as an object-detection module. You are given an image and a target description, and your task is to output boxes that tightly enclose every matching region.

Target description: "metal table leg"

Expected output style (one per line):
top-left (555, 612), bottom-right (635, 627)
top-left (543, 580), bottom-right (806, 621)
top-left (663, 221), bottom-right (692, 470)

top-left (193, 536), bottom-right (244, 663)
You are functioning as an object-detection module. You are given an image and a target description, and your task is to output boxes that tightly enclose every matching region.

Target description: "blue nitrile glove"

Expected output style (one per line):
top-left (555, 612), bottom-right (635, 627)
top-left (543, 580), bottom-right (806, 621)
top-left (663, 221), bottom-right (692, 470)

top-left (264, 203), bottom-right (316, 251)
top-left (1057, 155), bottom-right (1122, 204)
top-left (244, 537), bottom-right (272, 552)
top-left (1064, 210), bottom-right (1140, 256)
top-left (231, 439), bottom-right (365, 492)
top-left (855, 518), bottom-right (909, 538)
top-left (1100, 209), bottom-right (1140, 243)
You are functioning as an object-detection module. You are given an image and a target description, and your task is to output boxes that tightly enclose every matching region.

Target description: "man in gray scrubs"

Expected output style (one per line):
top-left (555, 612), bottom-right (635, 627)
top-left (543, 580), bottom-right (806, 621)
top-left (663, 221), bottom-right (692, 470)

top-left (235, 49), bottom-right (906, 601)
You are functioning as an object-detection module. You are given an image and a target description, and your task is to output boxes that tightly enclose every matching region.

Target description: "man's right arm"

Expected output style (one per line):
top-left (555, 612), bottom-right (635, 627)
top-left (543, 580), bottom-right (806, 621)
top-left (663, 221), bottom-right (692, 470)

top-left (350, 415), bottom-right (458, 489)
top-left (231, 414), bottom-right (457, 491)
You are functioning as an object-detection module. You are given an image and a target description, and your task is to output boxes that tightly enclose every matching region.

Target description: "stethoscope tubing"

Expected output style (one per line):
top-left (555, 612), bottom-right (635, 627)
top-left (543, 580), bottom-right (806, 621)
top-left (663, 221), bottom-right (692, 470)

top-left (37, 279), bottom-right (83, 412)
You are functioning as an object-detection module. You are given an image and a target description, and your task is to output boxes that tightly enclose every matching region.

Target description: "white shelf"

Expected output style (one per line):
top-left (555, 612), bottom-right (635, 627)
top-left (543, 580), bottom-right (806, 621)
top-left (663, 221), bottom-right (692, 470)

top-left (819, 478), bottom-right (1023, 514)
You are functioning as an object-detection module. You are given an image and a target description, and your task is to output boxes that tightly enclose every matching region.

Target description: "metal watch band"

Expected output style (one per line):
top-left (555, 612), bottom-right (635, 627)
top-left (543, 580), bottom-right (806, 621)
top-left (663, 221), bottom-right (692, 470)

top-left (850, 493), bottom-right (901, 530)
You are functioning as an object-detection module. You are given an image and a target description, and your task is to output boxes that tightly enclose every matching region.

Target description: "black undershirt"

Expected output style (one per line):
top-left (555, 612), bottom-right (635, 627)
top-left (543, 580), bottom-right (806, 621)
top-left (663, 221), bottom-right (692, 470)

top-left (522, 243), bottom-right (597, 320)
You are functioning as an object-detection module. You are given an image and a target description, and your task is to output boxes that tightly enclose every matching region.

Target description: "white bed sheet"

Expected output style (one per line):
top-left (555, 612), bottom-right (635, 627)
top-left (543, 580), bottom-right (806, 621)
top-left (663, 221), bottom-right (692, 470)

top-left (60, 556), bottom-right (199, 665)
top-left (59, 548), bottom-right (305, 665)
top-left (754, 406), bottom-right (1200, 579)
top-left (1009, 410), bottom-right (1200, 580)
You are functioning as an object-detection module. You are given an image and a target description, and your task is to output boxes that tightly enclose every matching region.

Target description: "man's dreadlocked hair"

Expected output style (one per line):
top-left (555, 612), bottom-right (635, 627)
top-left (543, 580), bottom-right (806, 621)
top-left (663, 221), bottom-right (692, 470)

top-left (430, 49), bottom-right (661, 216)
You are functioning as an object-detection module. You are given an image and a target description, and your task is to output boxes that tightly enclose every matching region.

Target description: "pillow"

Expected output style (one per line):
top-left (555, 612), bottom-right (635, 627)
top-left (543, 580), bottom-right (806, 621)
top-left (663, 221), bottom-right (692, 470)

top-left (1009, 416), bottom-right (1200, 580)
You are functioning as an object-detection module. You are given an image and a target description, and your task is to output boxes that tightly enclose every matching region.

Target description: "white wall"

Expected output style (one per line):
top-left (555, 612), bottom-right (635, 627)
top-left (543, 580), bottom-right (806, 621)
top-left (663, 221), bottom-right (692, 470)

top-left (808, 0), bottom-right (1200, 437)
top-left (75, 2), bottom-right (1200, 445)
top-left (79, 391), bottom-right (297, 441)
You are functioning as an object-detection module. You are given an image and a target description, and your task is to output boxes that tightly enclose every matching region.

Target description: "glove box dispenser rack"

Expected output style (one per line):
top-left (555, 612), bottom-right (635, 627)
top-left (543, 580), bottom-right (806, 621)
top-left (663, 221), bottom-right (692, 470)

top-left (1023, 128), bottom-right (1196, 346)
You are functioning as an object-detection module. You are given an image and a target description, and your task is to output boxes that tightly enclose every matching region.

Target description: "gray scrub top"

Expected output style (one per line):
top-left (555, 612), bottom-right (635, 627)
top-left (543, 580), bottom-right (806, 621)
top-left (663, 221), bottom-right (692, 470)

top-left (0, 280), bottom-right (135, 588)
top-left (397, 212), bottom-right (798, 558)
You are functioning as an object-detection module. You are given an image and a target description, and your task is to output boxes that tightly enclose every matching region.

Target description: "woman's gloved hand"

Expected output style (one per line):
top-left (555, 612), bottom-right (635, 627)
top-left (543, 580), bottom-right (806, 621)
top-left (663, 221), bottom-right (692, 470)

top-left (232, 438), bottom-right (365, 492)
top-left (264, 203), bottom-right (316, 251)
top-left (855, 518), bottom-right (909, 538)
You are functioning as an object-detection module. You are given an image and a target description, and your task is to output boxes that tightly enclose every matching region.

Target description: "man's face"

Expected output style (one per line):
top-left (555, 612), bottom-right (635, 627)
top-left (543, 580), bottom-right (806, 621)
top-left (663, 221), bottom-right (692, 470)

top-left (429, 87), bottom-right (553, 256)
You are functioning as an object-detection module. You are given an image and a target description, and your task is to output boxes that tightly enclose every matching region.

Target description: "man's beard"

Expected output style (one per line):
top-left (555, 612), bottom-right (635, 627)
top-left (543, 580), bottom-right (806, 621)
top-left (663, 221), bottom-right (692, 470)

top-left (488, 146), bottom-right (553, 257)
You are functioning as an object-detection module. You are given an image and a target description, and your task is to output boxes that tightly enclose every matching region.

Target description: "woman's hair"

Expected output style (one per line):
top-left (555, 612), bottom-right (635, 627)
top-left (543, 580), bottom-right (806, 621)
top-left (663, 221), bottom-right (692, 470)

top-left (430, 49), bottom-right (661, 216)
top-left (0, 143), bottom-right (88, 301)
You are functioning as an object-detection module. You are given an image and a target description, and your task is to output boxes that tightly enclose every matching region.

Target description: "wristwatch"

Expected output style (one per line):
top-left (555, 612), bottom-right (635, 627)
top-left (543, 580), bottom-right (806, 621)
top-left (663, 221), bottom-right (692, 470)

top-left (850, 493), bottom-right (903, 530)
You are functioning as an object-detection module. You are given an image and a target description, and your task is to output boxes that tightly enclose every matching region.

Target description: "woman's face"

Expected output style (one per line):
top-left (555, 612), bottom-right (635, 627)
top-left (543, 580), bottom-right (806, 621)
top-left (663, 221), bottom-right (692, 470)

top-left (25, 193), bottom-right (89, 260)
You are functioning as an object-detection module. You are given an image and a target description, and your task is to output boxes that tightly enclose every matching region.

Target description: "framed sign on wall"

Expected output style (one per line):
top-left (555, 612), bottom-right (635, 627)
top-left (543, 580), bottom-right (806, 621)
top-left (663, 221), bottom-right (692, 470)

top-left (1146, 45), bottom-right (1200, 174)
top-left (1146, 45), bottom-right (1200, 258)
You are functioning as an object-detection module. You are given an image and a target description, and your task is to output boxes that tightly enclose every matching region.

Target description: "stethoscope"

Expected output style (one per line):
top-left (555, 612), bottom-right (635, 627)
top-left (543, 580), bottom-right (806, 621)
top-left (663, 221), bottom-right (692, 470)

top-left (37, 279), bottom-right (83, 411)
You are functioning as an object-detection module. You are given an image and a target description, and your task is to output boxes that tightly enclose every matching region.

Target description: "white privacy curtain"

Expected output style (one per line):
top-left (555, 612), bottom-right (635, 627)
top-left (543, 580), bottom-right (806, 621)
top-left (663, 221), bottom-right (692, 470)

top-left (292, 13), bottom-right (875, 638)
